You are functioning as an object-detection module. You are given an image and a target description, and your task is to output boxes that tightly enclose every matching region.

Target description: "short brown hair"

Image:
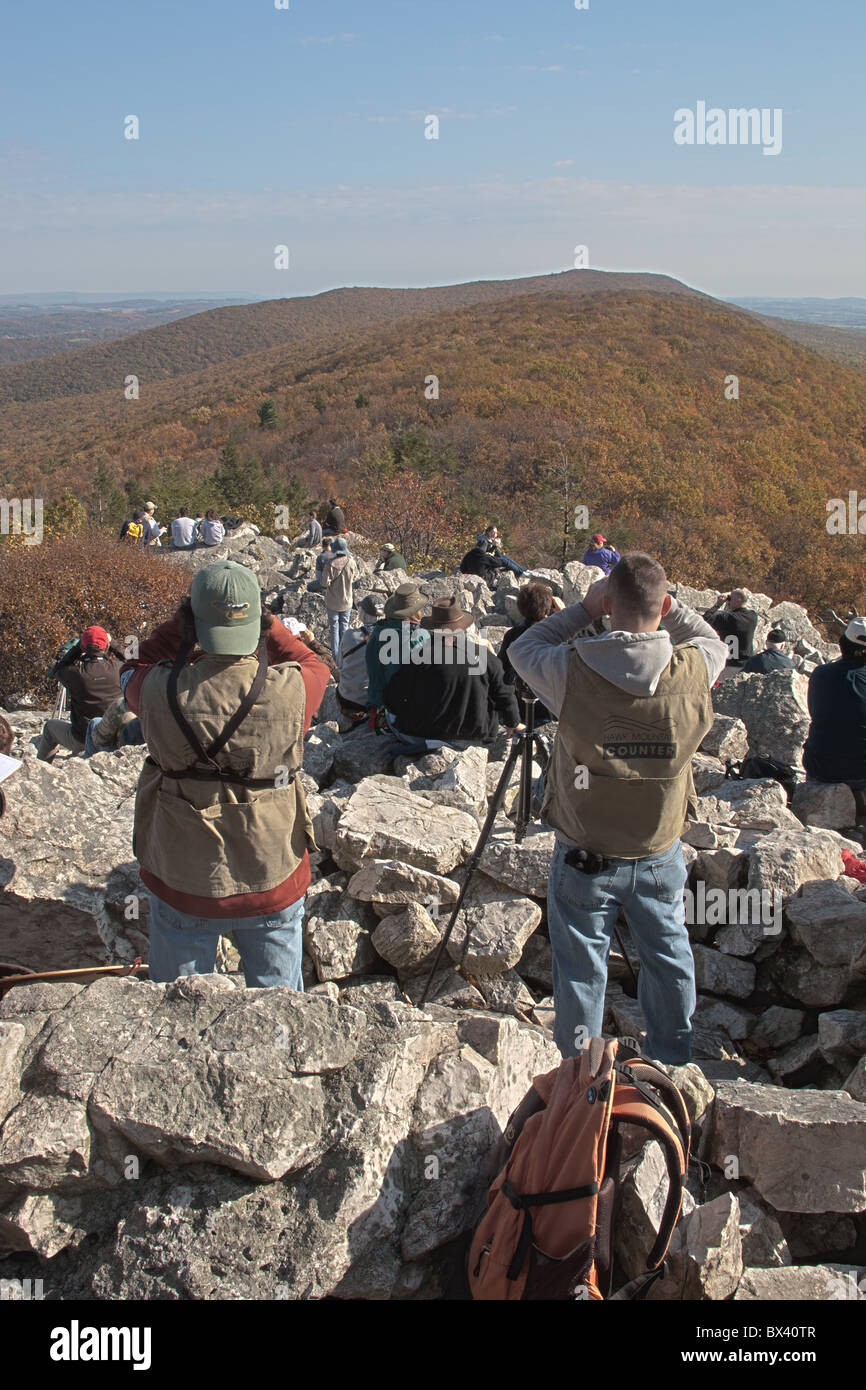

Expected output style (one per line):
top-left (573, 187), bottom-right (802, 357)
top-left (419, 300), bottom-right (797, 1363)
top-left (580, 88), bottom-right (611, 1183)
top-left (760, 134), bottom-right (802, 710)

top-left (517, 581), bottom-right (556, 625)
top-left (606, 552), bottom-right (668, 622)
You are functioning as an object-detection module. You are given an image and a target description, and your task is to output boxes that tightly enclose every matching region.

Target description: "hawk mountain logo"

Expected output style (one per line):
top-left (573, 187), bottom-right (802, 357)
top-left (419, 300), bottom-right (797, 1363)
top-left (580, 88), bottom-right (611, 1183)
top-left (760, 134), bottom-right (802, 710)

top-left (602, 717), bottom-right (677, 760)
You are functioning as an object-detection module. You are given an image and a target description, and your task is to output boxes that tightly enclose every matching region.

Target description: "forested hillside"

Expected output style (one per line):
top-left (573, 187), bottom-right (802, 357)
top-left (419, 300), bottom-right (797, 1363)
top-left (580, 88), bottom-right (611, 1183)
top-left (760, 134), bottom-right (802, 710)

top-left (2, 279), bottom-right (865, 618)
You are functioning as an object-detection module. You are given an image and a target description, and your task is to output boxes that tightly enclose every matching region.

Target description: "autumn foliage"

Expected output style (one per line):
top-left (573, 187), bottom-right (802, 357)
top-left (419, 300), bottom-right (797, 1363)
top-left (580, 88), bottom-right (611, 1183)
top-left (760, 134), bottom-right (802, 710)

top-left (0, 534), bottom-right (188, 703)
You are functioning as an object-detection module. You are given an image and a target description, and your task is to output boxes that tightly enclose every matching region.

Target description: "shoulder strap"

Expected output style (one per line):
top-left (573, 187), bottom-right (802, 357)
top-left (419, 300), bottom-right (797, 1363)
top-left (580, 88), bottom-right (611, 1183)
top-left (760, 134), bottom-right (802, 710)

top-left (166, 641), bottom-right (269, 768)
top-left (612, 1085), bottom-right (687, 1270)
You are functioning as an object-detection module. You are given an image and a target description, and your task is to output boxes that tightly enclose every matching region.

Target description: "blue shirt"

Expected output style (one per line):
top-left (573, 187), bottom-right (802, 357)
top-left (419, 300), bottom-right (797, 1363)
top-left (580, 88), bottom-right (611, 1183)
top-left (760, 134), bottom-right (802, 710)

top-left (742, 649), bottom-right (796, 674)
top-left (582, 546), bottom-right (620, 575)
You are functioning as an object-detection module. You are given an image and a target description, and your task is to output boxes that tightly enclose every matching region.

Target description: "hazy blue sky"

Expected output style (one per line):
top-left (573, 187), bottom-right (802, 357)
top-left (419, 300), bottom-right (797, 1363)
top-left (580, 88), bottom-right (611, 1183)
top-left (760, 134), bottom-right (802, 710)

top-left (1, 0), bottom-right (863, 298)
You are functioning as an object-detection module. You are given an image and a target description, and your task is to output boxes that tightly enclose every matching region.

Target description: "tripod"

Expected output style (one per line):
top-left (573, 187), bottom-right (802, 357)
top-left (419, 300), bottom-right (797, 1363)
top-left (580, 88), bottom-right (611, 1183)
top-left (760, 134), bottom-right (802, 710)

top-left (419, 684), bottom-right (639, 1007)
top-left (419, 686), bottom-right (549, 1005)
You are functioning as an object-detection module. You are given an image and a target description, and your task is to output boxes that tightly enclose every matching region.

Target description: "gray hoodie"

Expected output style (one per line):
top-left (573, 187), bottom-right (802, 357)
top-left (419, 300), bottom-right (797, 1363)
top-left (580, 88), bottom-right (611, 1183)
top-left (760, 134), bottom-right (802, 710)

top-left (507, 598), bottom-right (728, 715)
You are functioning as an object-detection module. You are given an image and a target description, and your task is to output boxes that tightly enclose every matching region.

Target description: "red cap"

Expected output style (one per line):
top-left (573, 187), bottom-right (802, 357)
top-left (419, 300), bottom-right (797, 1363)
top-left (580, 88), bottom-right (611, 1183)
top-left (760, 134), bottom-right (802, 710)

top-left (591, 533), bottom-right (605, 546)
top-left (80, 625), bottom-right (109, 651)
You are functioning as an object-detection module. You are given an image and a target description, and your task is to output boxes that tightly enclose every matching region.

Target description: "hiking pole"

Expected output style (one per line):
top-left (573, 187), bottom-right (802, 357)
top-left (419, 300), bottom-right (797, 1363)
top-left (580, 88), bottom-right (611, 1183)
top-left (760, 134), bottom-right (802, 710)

top-left (419, 691), bottom-right (547, 1006)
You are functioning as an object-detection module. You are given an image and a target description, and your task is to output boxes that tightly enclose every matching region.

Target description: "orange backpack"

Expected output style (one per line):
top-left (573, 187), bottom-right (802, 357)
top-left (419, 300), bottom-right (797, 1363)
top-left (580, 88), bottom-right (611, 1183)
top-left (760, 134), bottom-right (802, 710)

top-left (468, 1037), bottom-right (691, 1301)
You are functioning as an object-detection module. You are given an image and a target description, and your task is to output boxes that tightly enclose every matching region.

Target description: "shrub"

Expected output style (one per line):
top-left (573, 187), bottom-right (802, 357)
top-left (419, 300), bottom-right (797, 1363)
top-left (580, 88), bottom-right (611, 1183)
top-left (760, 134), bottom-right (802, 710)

top-left (0, 532), bottom-right (189, 704)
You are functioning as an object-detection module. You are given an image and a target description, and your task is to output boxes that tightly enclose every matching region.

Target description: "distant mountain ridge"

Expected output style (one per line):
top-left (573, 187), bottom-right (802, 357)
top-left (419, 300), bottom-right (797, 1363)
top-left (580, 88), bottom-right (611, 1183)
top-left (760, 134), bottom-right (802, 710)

top-left (730, 296), bottom-right (866, 329)
top-left (0, 269), bottom-right (705, 406)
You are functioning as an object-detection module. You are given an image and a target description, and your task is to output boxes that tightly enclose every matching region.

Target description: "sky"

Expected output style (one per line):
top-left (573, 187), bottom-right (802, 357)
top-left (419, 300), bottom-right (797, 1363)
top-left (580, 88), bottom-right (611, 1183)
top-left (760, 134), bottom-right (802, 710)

top-left (1, 0), bottom-right (863, 299)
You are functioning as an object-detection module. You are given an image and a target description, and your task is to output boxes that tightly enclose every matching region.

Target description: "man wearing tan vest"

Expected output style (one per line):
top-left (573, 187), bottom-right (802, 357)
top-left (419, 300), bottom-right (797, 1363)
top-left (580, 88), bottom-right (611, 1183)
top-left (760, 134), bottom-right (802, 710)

top-left (509, 553), bottom-right (727, 1064)
top-left (121, 560), bottom-right (329, 988)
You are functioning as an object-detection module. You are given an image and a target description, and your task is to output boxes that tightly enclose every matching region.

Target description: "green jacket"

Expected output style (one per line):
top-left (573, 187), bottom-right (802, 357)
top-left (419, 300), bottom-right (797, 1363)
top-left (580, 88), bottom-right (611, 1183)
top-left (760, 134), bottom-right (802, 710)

top-left (365, 620), bottom-right (429, 709)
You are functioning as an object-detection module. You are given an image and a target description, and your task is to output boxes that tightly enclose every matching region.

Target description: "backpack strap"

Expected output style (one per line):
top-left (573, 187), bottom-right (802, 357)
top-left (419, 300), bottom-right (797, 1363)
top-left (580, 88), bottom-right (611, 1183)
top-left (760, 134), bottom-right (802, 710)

top-left (163, 640), bottom-right (271, 778)
top-left (617, 1059), bottom-right (692, 1162)
top-left (501, 1178), bottom-right (600, 1282)
top-left (611, 1085), bottom-right (686, 1270)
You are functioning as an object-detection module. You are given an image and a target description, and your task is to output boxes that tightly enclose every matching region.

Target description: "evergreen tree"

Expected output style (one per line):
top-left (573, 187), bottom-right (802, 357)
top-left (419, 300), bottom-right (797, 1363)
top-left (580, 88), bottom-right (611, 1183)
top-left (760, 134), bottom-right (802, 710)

top-left (212, 440), bottom-right (272, 510)
top-left (354, 392), bottom-right (370, 409)
top-left (312, 391), bottom-right (327, 415)
top-left (258, 398), bottom-right (279, 430)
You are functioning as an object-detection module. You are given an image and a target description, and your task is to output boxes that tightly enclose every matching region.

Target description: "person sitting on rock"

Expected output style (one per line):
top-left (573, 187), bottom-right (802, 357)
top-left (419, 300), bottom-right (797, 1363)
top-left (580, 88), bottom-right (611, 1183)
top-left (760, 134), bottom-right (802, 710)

top-left (141, 502), bottom-right (167, 548)
top-left (199, 509), bottom-right (226, 547)
top-left (478, 524), bottom-right (526, 577)
top-left (508, 553), bottom-right (728, 1066)
top-left (120, 560), bottom-right (329, 988)
top-left (582, 533), bottom-right (621, 576)
top-left (292, 511), bottom-right (323, 549)
top-left (382, 596), bottom-right (521, 755)
top-left (337, 594), bottom-right (385, 721)
top-left (499, 581), bottom-right (563, 724)
top-left (365, 582), bottom-right (430, 712)
top-left (171, 507), bottom-right (201, 550)
top-left (119, 511), bottom-right (146, 545)
top-left (742, 629), bottom-right (796, 674)
top-left (36, 626), bottom-right (124, 761)
top-left (704, 589), bottom-right (758, 666)
top-left (373, 542), bottom-right (407, 573)
top-left (803, 617), bottom-right (866, 817)
top-left (459, 537), bottom-right (508, 587)
top-left (323, 497), bottom-right (346, 536)
top-left (322, 536), bottom-right (359, 660)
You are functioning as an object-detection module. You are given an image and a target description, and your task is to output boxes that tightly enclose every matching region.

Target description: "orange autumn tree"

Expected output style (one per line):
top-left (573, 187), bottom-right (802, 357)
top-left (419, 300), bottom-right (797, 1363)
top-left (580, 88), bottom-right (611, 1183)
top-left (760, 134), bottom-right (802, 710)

top-left (349, 467), bottom-right (471, 570)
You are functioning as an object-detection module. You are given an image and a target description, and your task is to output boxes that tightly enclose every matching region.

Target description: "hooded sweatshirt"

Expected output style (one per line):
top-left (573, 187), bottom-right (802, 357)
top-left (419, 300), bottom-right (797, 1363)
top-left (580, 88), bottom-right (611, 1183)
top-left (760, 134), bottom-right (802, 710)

top-left (508, 598), bottom-right (728, 851)
top-left (323, 553), bottom-right (358, 612)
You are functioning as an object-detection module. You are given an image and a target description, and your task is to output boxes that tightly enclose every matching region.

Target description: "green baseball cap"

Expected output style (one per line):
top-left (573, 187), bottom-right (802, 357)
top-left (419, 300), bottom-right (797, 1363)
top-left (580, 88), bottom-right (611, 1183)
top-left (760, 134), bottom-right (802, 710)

top-left (190, 561), bottom-right (262, 655)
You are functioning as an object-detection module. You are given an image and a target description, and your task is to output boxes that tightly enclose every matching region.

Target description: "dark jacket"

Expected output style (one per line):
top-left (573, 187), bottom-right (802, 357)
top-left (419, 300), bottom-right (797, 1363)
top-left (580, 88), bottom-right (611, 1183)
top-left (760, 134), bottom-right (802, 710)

top-left (375, 551), bottom-right (407, 572)
top-left (499, 623), bottom-right (553, 723)
top-left (742, 648), bottom-right (796, 675)
top-left (705, 606), bottom-right (759, 663)
top-left (383, 635), bottom-right (519, 744)
top-left (324, 504), bottom-right (346, 533)
top-left (459, 546), bottom-right (504, 585)
top-left (60, 654), bottom-right (124, 739)
top-left (803, 658), bottom-right (866, 784)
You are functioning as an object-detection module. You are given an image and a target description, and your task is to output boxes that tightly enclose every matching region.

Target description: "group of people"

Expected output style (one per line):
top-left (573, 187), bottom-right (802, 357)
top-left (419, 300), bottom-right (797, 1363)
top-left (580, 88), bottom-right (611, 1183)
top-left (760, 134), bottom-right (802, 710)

top-left (36, 511), bottom-right (866, 1080)
top-left (119, 502), bottom-right (226, 550)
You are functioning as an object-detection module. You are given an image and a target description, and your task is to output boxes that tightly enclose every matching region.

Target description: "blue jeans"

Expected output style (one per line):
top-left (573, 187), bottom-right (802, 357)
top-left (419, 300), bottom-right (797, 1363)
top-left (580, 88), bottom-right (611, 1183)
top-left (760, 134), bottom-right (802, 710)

top-left (147, 892), bottom-right (305, 989)
top-left (499, 554), bottom-right (526, 576)
top-left (546, 838), bottom-right (695, 1065)
top-left (328, 608), bottom-right (351, 660)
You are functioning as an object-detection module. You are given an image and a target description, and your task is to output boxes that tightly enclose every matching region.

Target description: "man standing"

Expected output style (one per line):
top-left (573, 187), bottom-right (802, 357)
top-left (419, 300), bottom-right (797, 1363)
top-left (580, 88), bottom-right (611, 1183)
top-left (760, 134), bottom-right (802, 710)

top-left (508, 553), bottom-right (727, 1064)
top-left (704, 589), bottom-right (759, 666)
top-left (121, 561), bottom-right (329, 988)
top-left (582, 533), bottom-right (621, 575)
top-left (322, 536), bottom-right (358, 658)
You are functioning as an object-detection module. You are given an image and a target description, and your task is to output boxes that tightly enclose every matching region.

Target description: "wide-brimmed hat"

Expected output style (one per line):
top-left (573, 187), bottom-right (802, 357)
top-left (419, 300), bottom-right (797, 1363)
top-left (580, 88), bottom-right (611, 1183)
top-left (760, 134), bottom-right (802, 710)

top-left (421, 596), bottom-right (473, 631)
top-left (385, 582), bottom-right (426, 620)
top-left (358, 594), bottom-right (385, 621)
top-left (845, 617), bottom-right (866, 647)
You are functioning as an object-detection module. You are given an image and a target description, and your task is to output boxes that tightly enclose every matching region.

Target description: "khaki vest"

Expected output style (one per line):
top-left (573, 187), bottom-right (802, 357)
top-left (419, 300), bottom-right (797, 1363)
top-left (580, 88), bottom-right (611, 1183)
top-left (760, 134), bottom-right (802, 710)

top-left (542, 643), bottom-right (712, 859)
top-left (134, 653), bottom-right (314, 898)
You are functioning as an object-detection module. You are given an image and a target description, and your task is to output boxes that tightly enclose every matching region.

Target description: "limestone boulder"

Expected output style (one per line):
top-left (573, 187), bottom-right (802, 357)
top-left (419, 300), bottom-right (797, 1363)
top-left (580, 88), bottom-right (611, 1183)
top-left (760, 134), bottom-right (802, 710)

top-left (711, 669), bottom-right (810, 768)
top-left (333, 777), bottom-right (479, 875)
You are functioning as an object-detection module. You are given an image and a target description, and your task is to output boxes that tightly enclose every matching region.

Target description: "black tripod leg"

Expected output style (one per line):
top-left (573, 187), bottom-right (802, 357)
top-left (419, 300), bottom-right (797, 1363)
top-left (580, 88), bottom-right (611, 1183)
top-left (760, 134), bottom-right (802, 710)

top-left (419, 735), bottom-right (523, 1005)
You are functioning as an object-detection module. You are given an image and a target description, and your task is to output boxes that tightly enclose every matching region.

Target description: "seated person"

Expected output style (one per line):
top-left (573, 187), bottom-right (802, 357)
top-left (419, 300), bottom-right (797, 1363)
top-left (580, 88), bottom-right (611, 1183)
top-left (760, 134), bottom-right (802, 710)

top-left (293, 511), bottom-right (323, 548)
top-left (323, 498), bottom-right (346, 535)
top-left (199, 510), bottom-right (226, 546)
top-left (803, 617), bottom-right (866, 814)
top-left (704, 589), bottom-right (759, 665)
top-left (171, 508), bottom-right (201, 549)
top-left (84, 696), bottom-right (144, 756)
top-left (499, 581), bottom-right (563, 723)
top-left (37, 627), bottom-right (123, 761)
top-left (365, 583), bottom-right (430, 710)
top-left (336, 595), bottom-right (385, 720)
top-left (582, 533), bottom-right (621, 575)
top-left (374, 543), bottom-right (408, 573)
top-left (382, 597), bottom-right (520, 754)
top-left (459, 538), bottom-right (508, 586)
top-left (742, 630), bottom-right (796, 674)
top-left (478, 524), bottom-right (526, 577)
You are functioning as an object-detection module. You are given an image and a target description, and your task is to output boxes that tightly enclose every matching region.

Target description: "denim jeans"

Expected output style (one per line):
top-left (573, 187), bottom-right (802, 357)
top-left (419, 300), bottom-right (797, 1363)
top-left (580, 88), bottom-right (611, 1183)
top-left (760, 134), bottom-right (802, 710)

top-left (499, 554), bottom-right (526, 576)
top-left (328, 608), bottom-right (351, 660)
top-left (546, 838), bottom-right (695, 1065)
top-left (147, 892), bottom-right (305, 989)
